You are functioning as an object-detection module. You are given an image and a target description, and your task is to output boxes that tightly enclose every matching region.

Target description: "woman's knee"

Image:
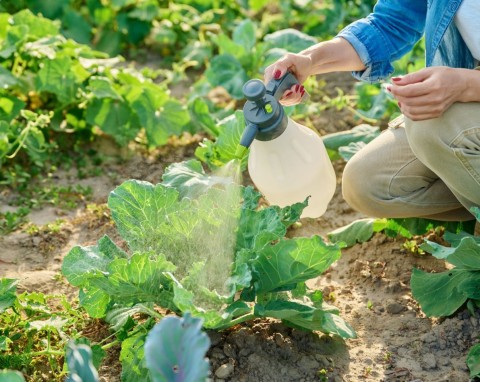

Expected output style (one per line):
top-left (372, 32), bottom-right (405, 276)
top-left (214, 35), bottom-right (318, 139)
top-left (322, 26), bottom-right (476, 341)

top-left (342, 154), bottom-right (388, 217)
top-left (405, 118), bottom-right (443, 166)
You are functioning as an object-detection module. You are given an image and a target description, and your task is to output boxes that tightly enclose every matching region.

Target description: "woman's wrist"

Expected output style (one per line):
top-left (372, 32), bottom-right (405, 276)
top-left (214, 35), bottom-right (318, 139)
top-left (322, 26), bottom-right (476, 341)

top-left (458, 67), bottom-right (480, 103)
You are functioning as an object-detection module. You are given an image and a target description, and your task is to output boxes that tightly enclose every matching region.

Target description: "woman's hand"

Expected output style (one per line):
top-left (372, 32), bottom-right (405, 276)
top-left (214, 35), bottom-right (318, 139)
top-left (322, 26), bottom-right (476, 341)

top-left (263, 38), bottom-right (366, 106)
top-left (387, 66), bottom-right (475, 121)
top-left (263, 53), bottom-right (313, 106)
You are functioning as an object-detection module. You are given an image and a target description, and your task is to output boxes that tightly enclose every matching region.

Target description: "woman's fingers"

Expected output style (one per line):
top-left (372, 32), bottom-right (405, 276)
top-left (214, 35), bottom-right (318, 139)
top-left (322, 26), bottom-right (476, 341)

top-left (280, 84), bottom-right (305, 105)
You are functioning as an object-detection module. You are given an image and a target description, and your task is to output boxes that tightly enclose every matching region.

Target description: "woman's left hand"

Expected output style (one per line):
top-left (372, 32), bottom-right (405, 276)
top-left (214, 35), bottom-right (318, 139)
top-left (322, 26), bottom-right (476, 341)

top-left (387, 66), bottom-right (471, 121)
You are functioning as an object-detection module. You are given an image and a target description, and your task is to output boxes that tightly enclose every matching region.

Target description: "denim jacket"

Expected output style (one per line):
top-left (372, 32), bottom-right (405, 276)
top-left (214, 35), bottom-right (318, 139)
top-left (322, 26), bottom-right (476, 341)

top-left (337, 0), bottom-right (476, 82)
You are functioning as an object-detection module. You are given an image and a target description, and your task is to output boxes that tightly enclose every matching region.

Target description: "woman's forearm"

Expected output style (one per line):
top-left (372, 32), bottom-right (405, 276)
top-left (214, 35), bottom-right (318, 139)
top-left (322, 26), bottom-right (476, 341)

top-left (300, 37), bottom-right (366, 75)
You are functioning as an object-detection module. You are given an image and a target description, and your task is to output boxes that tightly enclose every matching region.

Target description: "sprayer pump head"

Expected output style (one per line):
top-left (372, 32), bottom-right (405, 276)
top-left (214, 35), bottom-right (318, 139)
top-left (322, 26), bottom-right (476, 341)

top-left (236, 73), bottom-right (300, 155)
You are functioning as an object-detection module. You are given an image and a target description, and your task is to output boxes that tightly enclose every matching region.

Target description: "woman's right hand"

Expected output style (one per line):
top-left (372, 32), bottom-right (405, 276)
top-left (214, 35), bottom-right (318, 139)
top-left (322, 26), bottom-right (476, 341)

top-left (264, 52), bottom-right (313, 106)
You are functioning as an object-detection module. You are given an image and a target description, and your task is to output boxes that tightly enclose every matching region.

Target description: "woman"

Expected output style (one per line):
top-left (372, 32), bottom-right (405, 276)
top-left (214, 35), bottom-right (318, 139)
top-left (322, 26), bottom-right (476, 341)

top-left (264, 0), bottom-right (480, 221)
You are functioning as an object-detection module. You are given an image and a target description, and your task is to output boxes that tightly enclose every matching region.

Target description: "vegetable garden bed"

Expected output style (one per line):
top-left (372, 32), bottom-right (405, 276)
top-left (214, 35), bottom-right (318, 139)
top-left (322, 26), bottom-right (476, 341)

top-left (1, 2), bottom-right (480, 381)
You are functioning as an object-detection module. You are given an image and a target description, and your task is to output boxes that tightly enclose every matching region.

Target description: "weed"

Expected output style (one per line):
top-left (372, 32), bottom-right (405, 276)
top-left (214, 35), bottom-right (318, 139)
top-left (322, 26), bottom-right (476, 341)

top-left (0, 283), bottom-right (101, 381)
top-left (317, 368), bottom-right (329, 382)
top-left (0, 207), bottom-right (30, 234)
top-left (383, 351), bottom-right (393, 364)
top-left (362, 366), bottom-right (372, 378)
top-left (402, 239), bottom-right (425, 255)
top-left (12, 184), bottom-right (92, 210)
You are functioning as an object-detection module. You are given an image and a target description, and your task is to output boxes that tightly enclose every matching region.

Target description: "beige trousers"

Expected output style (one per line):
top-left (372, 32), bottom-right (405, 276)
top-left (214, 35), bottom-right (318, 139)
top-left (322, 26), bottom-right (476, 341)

top-left (342, 102), bottom-right (480, 221)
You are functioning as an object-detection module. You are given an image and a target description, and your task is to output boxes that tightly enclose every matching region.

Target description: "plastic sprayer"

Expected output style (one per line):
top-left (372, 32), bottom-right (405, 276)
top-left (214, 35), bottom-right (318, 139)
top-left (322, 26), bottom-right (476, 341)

top-left (236, 73), bottom-right (336, 218)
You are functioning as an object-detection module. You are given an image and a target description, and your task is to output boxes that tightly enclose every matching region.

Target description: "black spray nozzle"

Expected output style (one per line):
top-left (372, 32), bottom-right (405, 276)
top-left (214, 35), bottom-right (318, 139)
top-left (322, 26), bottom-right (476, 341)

top-left (236, 73), bottom-right (300, 157)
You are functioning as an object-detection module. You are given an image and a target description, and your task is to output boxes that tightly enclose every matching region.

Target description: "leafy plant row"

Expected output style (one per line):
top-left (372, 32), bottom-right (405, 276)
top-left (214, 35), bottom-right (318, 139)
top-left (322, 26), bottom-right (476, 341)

top-left (57, 158), bottom-right (354, 379)
top-left (0, 10), bottom-right (196, 163)
top-left (0, 1), bottom-right (422, 181)
top-left (0, 9), bottom-right (331, 173)
top-left (2, 0), bottom-right (376, 58)
top-left (0, 277), bottom-right (210, 382)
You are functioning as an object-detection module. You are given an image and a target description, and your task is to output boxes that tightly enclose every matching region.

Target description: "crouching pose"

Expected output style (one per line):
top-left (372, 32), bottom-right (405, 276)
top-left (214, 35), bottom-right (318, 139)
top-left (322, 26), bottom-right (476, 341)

top-left (265, 0), bottom-right (480, 221)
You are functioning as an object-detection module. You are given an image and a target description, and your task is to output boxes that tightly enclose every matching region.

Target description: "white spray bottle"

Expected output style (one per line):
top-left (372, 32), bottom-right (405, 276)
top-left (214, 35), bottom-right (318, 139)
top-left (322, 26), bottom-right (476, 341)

top-left (235, 73), bottom-right (336, 218)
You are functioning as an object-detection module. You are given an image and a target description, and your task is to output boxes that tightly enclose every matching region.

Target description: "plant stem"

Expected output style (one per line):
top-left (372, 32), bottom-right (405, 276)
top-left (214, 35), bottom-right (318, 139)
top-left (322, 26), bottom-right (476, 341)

top-left (215, 312), bottom-right (255, 330)
top-left (141, 305), bottom-right (163, 320)
top-left (101, 340), bottom-right (119, 351)
top-left (27, 349), bottom-right (65, 357)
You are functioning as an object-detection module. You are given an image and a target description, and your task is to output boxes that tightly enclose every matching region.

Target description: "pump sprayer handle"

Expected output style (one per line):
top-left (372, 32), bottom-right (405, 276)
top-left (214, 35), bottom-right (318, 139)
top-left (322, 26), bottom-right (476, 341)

top-left (266, 72), bottom-right (299, 101)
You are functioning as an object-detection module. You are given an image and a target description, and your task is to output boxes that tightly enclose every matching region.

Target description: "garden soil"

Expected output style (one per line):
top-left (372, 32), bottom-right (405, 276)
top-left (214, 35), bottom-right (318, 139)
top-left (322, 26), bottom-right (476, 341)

top-left (1, 73), bottom-right (478, 382)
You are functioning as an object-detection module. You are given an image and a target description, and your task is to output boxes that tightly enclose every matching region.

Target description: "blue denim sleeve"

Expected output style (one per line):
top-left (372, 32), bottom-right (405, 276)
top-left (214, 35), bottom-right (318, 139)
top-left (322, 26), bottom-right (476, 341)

top-left (337, 0), bottom-right (427, 82)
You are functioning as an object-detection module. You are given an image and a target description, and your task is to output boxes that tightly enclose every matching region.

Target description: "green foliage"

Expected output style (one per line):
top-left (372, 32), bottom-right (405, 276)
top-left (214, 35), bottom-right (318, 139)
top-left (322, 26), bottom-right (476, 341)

top-left (328, 217), bottom-right (473, 248)
top-left (0, 278), bottom-right (101, 380)
top-left (0, 207), bottom-right (30, 234)
top-left (0, 10), bottom-right (192, 171)
top-left (354, 83), bottom-right (399, 122)
top-left (467, 343), bottom-right (480, 379)
top-left (205, 23), bottom-right (318, 99)
top-left (0, 279), bottom-right (17, 313)
top-left (144, 313), bottom-right (210, 382)
top-left (62, 159), bottom-right (354, 379)
top-left (410, 208), bottom-right (480, 317)
top-left (404, 207), bottom-right (480, 378)
top-left (195, 110), bottom-right (249, 171)
top-left (0, 370), bottom-right (25, 382)
top-left (66, 342), bottom-right (99, 382)
top-left (322, 124), bottom-right (380, 161)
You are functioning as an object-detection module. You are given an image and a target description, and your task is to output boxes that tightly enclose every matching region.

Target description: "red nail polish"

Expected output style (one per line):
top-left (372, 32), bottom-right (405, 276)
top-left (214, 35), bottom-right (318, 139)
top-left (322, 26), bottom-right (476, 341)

top-left (392, 77), bottom-right (402, 82)
top-left (274, 70), bottom-right (282, 79)
top-left (386, 86), bottom-right (392, 92)
top-left (295, 85), bottom-right (300, 92)
top-left (285, 91), bottom-right (293, 97)
top-left (301, 89), bottom-right (305, 96)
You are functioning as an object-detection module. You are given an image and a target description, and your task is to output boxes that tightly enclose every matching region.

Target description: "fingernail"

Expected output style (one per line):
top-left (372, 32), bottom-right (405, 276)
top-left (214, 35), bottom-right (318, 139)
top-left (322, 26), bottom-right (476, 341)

top-left (274, 70), bottom-right (282, 79)
top-left (392, 77), bottom-right (402, 82)
top-left (386, 86), bottom-right (392, 93)
top-left (295, 85), bottom-right (300, 92)
top-left (398, 102), bottom-right (402, 108)
top-left (301, 89), bottom-right (305, 97)
top-left (285, 91), bottom-right (293, 97)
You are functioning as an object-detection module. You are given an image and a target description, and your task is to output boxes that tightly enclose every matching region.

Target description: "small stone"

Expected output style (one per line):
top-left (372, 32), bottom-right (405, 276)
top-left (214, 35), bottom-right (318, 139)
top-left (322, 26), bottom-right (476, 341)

top-left (210, 347), bottom-right (226, 361)
top-left (274, 333), bottom-right (284, 346)
top-left (288, 368), bottom-right (302, 380)
top-left (386, 301), bottom-right (405, 314)
top-left (438, 339), bottom-right (447, 350)
top-left (208, 331), bottom-right (223, 347)
top-left (215, 363), bottom-right (234, 379)
top-left (223, 343), bottom-right (236, 358)
top-left (374, 306), bottom-right (385, 314)
top-left (395, 358), bottom-right (422, 372)
top-left (386, 280), bottom-right (402, 293)
top-left (423, 333), bottom-right (437, 344)
top-left (437, 356), bottom-right (450, 366)
top-left (239, 348), bottom-right (251, 357)
top-left (298, 355), bottom-right (319, 370)
top-left (421, 353), bottom-right (437, 370)
top-left (315, 355), bottom-right (331, 368)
